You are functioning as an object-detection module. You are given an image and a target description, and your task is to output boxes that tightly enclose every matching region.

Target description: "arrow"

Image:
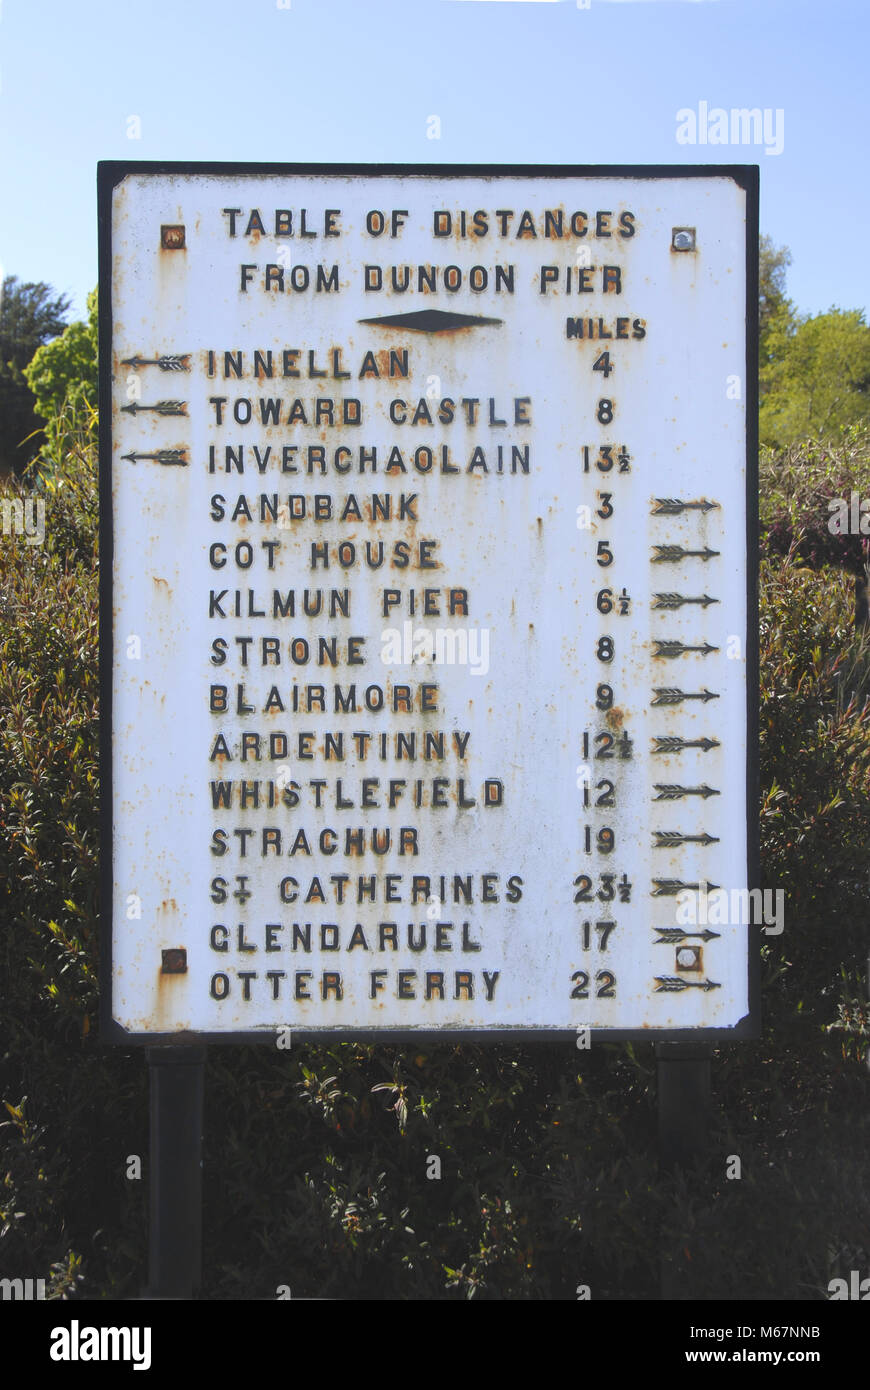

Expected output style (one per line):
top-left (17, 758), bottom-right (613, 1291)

top-left (121, 450), bottom-right (188, 466)
top-left (651, 688), bottom-right (720, 706)
top-left (652, 498), bottom-right (720, 516)
top-left (651, 879), bottom-right (719, 896)
top-left (652, 592), bottom-right (719, 610)
top-left (652, 545), bottom-right (720, 563)
top-left (653, 640), bottom-right (719, 659)
top-left (653, 784), bottom-right (720, 800)
top-left (653, 928), bottom-right (722, 944)
top-left (654, 975), bottom-right (721, 993)
top-left (652, 831), bottom-right (720, 848)
top-left (652, 737), bottom-right (721, 754)
top-left (120, 355), bottom-right (190, 371)
top-left (120, 400), bottom-right (187, 416)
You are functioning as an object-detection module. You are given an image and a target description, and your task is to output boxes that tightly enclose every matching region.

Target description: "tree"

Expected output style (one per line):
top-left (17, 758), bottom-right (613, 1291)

top-left (24, 288), bottom-right (98, 421)
top-left (758, 234), bottom-right (794, 342)
top-left (0, 276), bottom-right (71, 475)
top-left (760, 308), bottom-right (870, 447)
top-left (0, 275), bottom-right (71, 368)
top-left (757, 236), bottom-right (870, 446)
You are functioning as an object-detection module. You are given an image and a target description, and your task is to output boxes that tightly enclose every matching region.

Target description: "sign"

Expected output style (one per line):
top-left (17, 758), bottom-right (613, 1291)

top-left (99, 163), bottom-right (758, 1041)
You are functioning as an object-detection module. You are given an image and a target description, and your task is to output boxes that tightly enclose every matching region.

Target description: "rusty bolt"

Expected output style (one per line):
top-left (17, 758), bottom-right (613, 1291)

top-left (676, 946), bottom-right (702, 971)
top-left (161, 948), bottom-right (187, 974)
top-left (672, 228), bottom-right (696, 253)
top-left (160, 224), bottom-right (186, 250)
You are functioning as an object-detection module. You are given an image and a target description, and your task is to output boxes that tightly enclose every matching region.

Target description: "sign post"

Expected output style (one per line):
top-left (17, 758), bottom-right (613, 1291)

top-left (146, 1046), bottom-right (205, 1300)
top-left (99, 164), bottom-right (758, 1279)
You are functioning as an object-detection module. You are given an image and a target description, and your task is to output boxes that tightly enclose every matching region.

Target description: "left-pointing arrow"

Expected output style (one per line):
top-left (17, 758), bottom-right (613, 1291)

top-left (120, 400), bottom-right (187, 416)
top-left (120, 355), bottom-right (190, 371)
top-left (121, 450), bottom-right (188, 466)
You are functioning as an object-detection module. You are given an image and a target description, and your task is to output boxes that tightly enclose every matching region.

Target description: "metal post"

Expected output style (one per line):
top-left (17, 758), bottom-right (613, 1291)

top-left (145, 1046), bottom-right (206, 1299)
top-left (656, 1041), bottom-right (712, 1169)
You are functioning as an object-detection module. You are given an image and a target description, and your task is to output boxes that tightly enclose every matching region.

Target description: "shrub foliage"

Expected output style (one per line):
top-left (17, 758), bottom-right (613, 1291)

top-left (1, 412), bottom-right (868, 1300)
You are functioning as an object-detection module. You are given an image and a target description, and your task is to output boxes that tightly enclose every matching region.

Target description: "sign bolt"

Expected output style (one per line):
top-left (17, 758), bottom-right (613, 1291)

top-left (672, 228), bottom-right (696, 252)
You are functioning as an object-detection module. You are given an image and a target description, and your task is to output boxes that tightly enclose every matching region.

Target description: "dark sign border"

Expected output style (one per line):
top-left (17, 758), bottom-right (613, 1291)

top-left (98, 162), bottom-right (760, 1046)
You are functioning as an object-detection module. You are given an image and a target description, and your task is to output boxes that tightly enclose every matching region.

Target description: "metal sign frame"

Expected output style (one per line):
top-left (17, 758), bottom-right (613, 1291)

top-left (98, 161), bottom-right (759, 1046)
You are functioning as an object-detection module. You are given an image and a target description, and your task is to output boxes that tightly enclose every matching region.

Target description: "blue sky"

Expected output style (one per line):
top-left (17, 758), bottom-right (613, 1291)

top-left (1, 0), bottom-right (866, 323)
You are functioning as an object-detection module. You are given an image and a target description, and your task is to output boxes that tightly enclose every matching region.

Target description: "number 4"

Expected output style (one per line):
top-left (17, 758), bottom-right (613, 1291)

top-left (593, 351), bottom-right (613, 378)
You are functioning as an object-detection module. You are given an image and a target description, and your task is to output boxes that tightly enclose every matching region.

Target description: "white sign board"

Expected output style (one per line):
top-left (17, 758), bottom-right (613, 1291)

top-left (99, 164), bottom-right (758, 1041)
